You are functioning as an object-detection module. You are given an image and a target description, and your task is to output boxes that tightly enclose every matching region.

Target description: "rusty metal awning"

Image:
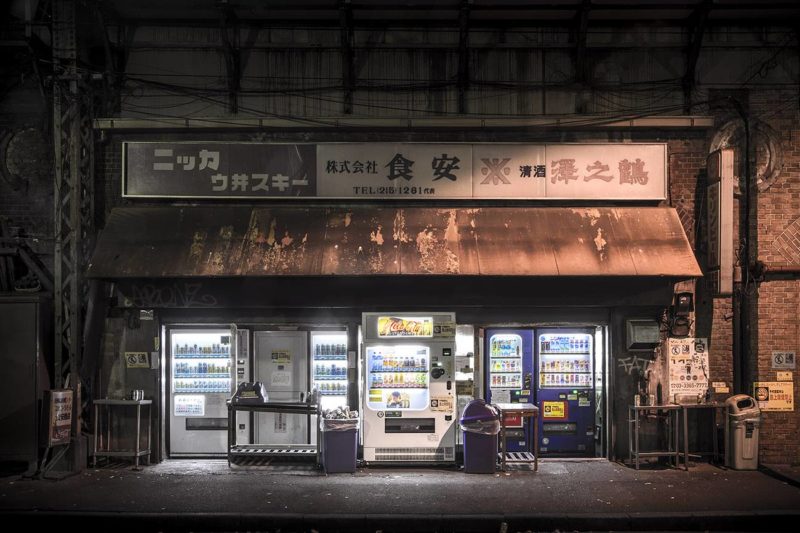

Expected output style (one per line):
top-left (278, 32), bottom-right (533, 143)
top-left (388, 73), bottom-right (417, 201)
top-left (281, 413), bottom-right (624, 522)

top-left (87, 206), bottom-right (702, 278)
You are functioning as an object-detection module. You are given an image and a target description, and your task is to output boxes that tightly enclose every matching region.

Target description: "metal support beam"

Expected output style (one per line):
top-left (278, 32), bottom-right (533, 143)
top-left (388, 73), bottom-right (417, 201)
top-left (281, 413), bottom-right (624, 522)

top-left (339, 0), bottom-right (355, 115)
top-left (219, 3), bottom-right (240, 114)
top-left (575, 0), bottom-right (591, 87)
top-left (683, 0), bottom-right (711, 113)
top-left (458, 0), bottom-right (470, 114)
top-left (52, 0), bottom-right (94, 434)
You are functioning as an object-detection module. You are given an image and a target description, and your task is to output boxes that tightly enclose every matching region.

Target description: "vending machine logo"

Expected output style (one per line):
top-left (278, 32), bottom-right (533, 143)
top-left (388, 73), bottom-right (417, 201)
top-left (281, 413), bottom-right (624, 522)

top-left (377, 316), bottom-right (433, 338)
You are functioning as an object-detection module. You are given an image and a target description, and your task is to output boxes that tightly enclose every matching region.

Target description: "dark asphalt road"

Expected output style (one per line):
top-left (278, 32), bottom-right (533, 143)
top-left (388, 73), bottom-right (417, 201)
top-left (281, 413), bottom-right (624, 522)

top-left (1, 459), bottom-right (799, 532)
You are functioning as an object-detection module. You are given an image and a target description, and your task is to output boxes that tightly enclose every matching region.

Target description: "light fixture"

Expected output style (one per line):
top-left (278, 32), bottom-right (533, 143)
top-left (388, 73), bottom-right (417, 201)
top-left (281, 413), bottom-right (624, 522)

top-left (670, 292), bottom-right (694, 337)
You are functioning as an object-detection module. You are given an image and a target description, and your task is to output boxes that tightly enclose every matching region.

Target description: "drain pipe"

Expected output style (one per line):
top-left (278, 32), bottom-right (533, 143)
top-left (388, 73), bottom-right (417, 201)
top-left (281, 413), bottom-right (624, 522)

top-left (731, 98), bottom-right (753, 395)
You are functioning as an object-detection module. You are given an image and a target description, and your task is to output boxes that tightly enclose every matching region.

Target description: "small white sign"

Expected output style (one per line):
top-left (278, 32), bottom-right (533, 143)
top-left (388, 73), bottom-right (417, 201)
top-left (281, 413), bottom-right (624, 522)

top-left (777, 371), bottom-right (793, 381)
top-left (491, 389), bottom-right (511, 403)
top-left (271, 370), bottom-right (292, 387)
top-left (174, 395), bottom-right (205, 416)
top-left (772, 351), bottom-right (796, 369)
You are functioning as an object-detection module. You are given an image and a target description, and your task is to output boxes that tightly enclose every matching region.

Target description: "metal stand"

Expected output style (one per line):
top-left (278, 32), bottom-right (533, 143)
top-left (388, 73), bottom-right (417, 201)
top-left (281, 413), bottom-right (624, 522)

top-left (627, 404), bottom-right (681, 470)
top-left (227, 401), bottom-right (320, 467)
top-left (680, 402), bottom-right (725, 468)
top-left (493, 403), bottom-right (539, 471)
top-left (92, 399), bottom-right (152, 470)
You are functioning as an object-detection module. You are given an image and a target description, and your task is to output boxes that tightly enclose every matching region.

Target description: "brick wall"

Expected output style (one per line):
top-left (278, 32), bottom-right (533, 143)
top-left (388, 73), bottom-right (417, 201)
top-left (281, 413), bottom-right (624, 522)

top-left (751, 89), bottom-right (800, 466)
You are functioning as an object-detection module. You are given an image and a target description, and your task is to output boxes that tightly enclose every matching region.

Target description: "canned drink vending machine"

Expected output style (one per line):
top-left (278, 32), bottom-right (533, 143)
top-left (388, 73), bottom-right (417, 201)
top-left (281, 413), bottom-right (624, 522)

top-left (362, 312), bottom-right (456, 464)
top-left (536, 328), bottom-right (595, 456)
top-left (168, 327), bottom-right (237, 456)
top-left (484, 328), bottom-right (534, 452)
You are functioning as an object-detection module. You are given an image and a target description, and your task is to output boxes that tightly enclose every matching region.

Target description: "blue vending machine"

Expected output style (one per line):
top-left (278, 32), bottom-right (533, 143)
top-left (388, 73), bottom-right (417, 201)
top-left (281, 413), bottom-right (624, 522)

top-left (536, 328), bottom-right (595, 456)
top-left (484, 328), bottom-right (534, 452)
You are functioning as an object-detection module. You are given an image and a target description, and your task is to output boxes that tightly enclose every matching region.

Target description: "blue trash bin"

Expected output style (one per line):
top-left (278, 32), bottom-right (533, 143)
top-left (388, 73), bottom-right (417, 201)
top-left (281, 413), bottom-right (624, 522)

top-left (321, 418), bottom-right (358, 473)
top-left (460, 399), bottom-right (500, 474)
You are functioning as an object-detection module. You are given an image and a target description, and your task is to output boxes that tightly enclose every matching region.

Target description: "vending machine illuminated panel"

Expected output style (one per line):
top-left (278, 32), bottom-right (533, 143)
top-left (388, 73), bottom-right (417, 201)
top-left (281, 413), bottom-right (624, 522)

top-left (362, 313), bottom-right (456, 464)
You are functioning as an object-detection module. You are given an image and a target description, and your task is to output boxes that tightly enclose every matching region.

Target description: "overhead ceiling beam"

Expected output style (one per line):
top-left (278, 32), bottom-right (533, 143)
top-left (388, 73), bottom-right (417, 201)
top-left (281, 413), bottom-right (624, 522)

top-left (218, 1), bottom-right (240, 114)
top-left (458, 0), bottom-right (470, 114)
top-left (575, 0), bottom-right (591, 88)
top-left (683, 0), bottom-right (711, 113)
top-left (339, 0), bottom-right (355, 115)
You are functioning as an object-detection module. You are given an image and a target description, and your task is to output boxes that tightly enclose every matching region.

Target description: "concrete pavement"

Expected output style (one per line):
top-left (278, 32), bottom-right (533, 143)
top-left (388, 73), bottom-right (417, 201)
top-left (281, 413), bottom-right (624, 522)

top-left (2, 458), bottom-right (799, 532)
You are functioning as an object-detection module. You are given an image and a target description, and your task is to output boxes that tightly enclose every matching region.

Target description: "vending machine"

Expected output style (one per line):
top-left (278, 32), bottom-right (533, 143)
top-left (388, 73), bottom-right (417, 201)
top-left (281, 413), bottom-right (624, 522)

top-left (536, 328), bottom-right (595, 456)
top-left (484, 328), bottom-right (534, 452)
top-left (362, 312), bottom-right (457, 464)
top-left (310, 330), bottom-right (349, 410)
top-left (253, 331), bottom-right (309, 445)
top-left (168, 327), bottom-right (236, 456)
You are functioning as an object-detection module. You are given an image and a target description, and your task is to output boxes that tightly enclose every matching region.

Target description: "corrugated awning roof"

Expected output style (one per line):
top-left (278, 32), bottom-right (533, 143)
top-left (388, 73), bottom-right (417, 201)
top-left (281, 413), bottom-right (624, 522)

top-left (87, 206), bottom-right (702, 278)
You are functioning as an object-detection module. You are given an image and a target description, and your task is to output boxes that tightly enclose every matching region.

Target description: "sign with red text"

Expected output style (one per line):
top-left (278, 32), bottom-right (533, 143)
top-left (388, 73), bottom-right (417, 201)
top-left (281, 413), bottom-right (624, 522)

top-left (124, 142), bottom-right (666, 200)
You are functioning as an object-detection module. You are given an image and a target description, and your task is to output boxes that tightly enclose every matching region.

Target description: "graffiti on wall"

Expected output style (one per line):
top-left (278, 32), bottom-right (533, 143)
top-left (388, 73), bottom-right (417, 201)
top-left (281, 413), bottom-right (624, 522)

top-left (617, 355), bottom-right (654, 376)
top-left (124, 282), bottom-right (218, 308)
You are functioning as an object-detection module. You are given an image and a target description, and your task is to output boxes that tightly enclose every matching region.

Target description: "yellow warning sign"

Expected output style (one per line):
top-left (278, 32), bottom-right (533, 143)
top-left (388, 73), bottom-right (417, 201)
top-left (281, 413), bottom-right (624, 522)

top-left (542, 401), bottom-right (567, 419)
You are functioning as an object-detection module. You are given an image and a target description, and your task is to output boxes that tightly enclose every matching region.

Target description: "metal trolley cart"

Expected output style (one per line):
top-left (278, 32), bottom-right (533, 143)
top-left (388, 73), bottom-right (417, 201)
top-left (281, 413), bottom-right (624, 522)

top-left (227, 400), bottom-right (320, 466)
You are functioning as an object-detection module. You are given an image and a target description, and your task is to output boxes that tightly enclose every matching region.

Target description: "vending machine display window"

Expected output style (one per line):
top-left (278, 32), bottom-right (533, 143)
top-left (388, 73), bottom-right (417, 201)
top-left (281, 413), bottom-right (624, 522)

top-left (538, 333), bottom-right (593, 389)
top-left (365, 345), bottom-right (430, 411)
top-left (489, 333), bottom-right (523, 390)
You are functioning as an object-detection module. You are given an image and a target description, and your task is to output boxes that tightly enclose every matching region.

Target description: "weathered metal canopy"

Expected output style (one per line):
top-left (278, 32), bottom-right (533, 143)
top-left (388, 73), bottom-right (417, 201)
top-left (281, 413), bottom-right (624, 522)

top-left (87, 206), bottom-right (701, 278)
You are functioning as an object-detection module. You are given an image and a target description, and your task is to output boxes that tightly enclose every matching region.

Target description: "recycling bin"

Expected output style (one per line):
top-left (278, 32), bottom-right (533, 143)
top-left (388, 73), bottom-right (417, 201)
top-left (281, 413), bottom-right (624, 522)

top-left (321, 418), bottom-right (359, 473)
top-left (460, 399), bottom-right (500, 474)
top-left (725, 394), bottom-right (760, 470)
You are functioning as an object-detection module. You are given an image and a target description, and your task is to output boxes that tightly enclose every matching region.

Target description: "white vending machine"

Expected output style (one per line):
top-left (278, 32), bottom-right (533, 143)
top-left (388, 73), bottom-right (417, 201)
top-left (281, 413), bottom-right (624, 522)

top-left (361, 312), bottom-right (456, 464)
top-left (253, 331), bottom-right (310, 445)
top-left (168, 327), bottom-right (236, 456)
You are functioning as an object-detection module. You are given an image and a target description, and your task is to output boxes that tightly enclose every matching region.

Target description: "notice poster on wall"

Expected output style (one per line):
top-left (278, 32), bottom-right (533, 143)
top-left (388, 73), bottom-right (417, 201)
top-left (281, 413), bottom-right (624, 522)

top-left (754, 381), bottom-right (794, 412)
top-left (668, 338), bottom-right (709, 400)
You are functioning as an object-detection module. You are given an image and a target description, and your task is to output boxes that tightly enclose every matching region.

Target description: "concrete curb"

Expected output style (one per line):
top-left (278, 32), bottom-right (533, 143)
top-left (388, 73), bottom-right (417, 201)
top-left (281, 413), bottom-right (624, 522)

top-left (2, 510), bottom-right (799, 532)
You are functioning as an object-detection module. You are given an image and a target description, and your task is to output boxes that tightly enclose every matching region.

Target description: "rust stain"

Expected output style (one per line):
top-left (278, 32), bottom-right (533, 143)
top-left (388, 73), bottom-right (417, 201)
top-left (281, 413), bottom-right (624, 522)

top-left (189, 231), bottom-right (206, 263)
top-left (393, 210), bottom-right (409, 243)
top-left (416, 225), bottom-right (438, 273)
top-left (370, 225), bottom-right (385, 246)
top-left (594, 227), bottom-right (608, 262)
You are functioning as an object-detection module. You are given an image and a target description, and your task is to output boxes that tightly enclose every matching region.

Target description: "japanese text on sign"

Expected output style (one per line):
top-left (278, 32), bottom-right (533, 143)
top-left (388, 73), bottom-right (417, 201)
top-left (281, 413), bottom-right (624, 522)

top-left (125, 142), bottom-right (666, 200)
top-left (754, 382), bottom-right (794, 412)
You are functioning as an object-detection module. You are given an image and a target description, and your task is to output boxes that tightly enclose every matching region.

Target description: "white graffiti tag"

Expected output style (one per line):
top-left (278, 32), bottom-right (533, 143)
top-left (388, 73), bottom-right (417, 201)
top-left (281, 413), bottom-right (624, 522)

top-left (617, 356), bottom-right (653, 375)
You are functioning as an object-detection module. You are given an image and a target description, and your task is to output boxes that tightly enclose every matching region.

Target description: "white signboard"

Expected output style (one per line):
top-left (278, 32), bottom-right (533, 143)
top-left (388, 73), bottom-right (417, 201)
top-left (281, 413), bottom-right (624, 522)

top-left (668, 338), bottom-right (709, 399)
top-left (472, 145), bottom-right (546, 198)
top-left (317, 143), bottom-right (473, 199)
top-left (544, 144), bottom-right (666, 200)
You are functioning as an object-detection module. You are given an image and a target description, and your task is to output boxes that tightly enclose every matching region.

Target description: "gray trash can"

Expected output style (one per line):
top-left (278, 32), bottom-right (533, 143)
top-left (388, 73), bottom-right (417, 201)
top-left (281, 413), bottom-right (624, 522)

top-left (724, 394), bottom-right (760, 470)
top-left (460, 399), bottom-right (500, 474)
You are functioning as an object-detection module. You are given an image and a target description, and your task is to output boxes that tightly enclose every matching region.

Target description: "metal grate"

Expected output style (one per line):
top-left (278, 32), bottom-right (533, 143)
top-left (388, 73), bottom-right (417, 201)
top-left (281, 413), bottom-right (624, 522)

top-left (375, 447), bottom-right (454, 461)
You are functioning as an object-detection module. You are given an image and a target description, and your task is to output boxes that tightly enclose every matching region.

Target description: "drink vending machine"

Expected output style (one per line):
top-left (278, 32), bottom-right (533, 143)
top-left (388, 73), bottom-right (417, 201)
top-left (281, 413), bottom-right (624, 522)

top-left (536, 328), bottom-right (595, 456)
top-left (484, 328), bottom-right (534, 452)
top-left (362, 312), bottom-right (456, 464)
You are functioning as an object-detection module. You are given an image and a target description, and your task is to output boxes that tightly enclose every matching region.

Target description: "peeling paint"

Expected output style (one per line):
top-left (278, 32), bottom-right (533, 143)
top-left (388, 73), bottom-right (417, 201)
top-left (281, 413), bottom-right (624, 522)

top-left (393, 210), bottom-right (409, 242)
top-left (266, 219), bottom-right (277, 246)
top-left (416, 226), bottom-right (438, 273)
top-left (444, 209), bottom-right (458, 246)
top-left (370, 225), bottom-right (385, 246)
top-left (594, 227), bottom-right (608, 262)
top-left (189, 231), bottom-right (206, 262)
